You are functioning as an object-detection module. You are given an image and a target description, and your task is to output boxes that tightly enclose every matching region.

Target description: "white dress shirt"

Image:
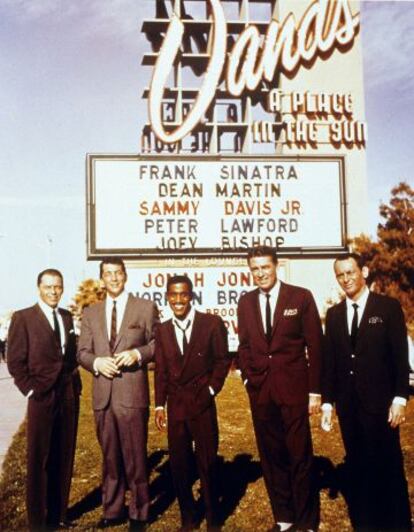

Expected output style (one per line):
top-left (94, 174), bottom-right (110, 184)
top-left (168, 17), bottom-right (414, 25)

top-left (259, 280), bottom-right (280, 333)
top-left (105, 290), bottom-right (129, 338)
top-left (38, 299), bottom-right (65, 353)
top-left (172, 306), bottom-right (196, 354)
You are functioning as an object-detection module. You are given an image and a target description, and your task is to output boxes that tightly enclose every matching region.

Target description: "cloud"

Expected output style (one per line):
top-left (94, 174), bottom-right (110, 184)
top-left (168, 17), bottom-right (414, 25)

top-left (361, 1), bottom-right (414, 97)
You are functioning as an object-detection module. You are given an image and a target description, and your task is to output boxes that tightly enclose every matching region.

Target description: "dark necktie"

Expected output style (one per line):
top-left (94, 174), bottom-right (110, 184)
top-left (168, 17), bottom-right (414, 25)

top-left (265, 293), bottom-right (272, 342)
top-left (350, 303), bottom-right (359, 350)
top-left (110, 300), bottom-right (117, 353)
top-left (53, 309), bottom-right (62, 349)
top-left (176, 320), bottom-right (190, 356)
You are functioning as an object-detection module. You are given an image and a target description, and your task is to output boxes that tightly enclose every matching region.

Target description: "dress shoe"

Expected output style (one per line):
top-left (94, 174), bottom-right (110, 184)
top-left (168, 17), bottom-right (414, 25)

top-left (129, 518), bottom-right (148, 531)
top-left (96, 517), bottom-right (125, 529)
top-left (57, 521), bottom-right (76, 529)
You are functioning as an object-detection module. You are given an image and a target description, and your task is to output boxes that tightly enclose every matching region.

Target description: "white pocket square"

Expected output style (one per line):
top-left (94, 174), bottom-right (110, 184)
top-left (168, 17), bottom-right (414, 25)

top-left (283, 308), bottom-right (298, 317)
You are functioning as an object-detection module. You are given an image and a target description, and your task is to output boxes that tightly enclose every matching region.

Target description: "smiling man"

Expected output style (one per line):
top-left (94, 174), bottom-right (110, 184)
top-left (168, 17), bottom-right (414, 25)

top-left (237, 246), bottom-right (323, 532)
top-left (154, 275), bottom-right (230, 531)
top-left (7, 269), bottom-right (81, 531)
top-left (322, 253), bottom-right (411, 530)
top-left (78, 258), bottom-right (159, 531)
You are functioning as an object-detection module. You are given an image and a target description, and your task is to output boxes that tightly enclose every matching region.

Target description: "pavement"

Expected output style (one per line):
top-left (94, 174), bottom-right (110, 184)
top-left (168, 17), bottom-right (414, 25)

top-left (0, 361), bottom-right (27, 474)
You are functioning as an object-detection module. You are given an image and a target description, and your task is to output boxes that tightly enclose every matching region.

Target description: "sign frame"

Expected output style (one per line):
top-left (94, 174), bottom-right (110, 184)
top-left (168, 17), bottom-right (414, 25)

top-left (86, 153), bottom-right (348, 260)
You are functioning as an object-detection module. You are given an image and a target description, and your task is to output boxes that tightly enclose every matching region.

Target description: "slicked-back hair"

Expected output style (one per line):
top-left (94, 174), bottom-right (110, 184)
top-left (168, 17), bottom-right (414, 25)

top-left (99, 257), bottom-right (127, 278)
top-left (247, 245), bottom-right (278, 265)
top-left (334, 253), bottom-right (365, 271)
top-left (37, 268), bottom-right (64, 286)
top-left (166, 275), bottom-right (193, 295)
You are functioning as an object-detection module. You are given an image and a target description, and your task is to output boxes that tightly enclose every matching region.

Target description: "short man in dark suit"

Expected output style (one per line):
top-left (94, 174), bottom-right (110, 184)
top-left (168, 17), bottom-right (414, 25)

top-left (321, 253), bottom-right (411, 530)
top-left (7, 268), bottom-right (81, 531)
top-left (237, 246), bottom-right (322, 532)
top-left (154, 275), bottom-right (230, 531)
top-left (78, 258), bottom-right (159, 531)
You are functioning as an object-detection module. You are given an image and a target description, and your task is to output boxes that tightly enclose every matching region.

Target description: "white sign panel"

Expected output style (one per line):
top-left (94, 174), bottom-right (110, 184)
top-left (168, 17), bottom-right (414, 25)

top-left (87, 155), bottom-right (346, 258)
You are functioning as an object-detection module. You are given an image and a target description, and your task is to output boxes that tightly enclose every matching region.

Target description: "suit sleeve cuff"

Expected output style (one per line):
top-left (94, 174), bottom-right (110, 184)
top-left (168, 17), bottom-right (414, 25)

top-left (393, 396), bottom-right (407, 407)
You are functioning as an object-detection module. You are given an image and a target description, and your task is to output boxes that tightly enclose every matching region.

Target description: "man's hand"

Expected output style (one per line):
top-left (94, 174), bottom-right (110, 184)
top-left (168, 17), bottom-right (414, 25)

top-left (308, 394), bottom-right (321, 415)
top-left (388, 403), bottom-right (406, 428)
top-left (95, 357), bottom-right (121, 379)
top-left (114, 350), bottom-right (140, 369)
top-left (155, 409), bottom-right (167, 432)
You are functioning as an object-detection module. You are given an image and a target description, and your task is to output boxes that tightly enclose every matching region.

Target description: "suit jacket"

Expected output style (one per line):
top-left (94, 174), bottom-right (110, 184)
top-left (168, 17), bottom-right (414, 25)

top-left (154, 311), bottom-right (230, 420)
top-left (77, 294), bottom-right (159, 410)
top-left (237, 282), bottom-right (322, 405)
top-left (323, 292), bottom-right (409, 414)
top-left (7, 304), bottom-right (79, 397)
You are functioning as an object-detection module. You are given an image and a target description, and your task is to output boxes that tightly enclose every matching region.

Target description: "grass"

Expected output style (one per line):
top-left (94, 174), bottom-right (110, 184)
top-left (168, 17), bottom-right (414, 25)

top-left (1, 370), bottom-right (413, 531)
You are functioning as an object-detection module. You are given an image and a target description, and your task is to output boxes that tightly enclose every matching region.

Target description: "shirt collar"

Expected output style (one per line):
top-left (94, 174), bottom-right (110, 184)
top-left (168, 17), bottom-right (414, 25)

top-left (38, 298), bottom-right (58, 317)
top-left (346, 286), bottom-right (370, 309)
top-left (174, 306), bottom-right (195, 328)
top-left (106, 290), bottom-right (128, 307)
top-left (260, 279), bottom-right (281, 299)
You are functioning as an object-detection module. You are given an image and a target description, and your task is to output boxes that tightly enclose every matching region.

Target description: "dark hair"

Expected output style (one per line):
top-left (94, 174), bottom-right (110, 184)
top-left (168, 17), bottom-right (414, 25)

top-left (166, 275), bottom-right (193, 294)
top-left (37, 268), bottom-right (64, 286)
top-left (99, 257), bottom-right (126, 278)
top-left (334, 253), bottom-right (365, 271)
top-left (247, 245), bottom-right (278, 265)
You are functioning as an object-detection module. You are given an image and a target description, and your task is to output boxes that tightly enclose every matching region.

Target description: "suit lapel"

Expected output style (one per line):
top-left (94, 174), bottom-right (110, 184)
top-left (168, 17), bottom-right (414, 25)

top-left (113, 294), bottom-right (133, 351)
top-left (252, 289), bottom-right (267, 341)
top-left (272, 282), bottom-right (290, 337)
top-left (98, 301), bottom-right (109, 347)
top-left (355, 292), bottom-right (374, 344)
top-left (337, 300), bottom-right (351, 350)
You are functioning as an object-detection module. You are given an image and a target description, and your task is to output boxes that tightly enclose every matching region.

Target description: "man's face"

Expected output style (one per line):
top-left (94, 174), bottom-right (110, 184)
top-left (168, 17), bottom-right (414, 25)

top-left (167, 282), bottom-right (192, 320)
top-left (248, 255), bottom-right (277, 293)
top-left (38, 274), bottom-right (64, 308)
top-left (101, 263), bottom-right (127, 298)
top-left (334, 258), bottom-right (368, 300)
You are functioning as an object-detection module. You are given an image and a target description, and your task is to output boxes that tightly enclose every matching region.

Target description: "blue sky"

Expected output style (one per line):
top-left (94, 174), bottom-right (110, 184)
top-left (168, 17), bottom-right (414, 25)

top-left (0, 0), bottom-right (413, 313)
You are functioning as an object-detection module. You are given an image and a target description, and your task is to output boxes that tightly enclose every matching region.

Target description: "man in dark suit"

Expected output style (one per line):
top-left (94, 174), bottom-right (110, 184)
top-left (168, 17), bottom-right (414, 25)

top-left (154, 275), bottom-right (230, 531)
top-left (237, 246), bottom-right (322, 532)
top-left (78, 258), bottom-right (159, 531)
top-left (322, 253), bottom-right (411, 531)
top-left (7, 268), bottom-right (81, 531)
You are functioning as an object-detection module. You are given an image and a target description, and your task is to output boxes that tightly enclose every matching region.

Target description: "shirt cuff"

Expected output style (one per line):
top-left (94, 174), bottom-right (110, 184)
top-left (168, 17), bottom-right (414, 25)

top-left (134, 349), bottom-right (142, 366)
top-left (392, 396), bottom-right (407, 407)
top-left (309, 393), bottom-right (321, 398)
top-left (321, 403), bottom-right (333, 412)
top-left (93, 358), bottom-right (100, 376)
top-left (209, 386), bottom-right (215, 396)
top-left (243, 379), bottom-right (248, 386)
top-left (27, 389), bottom-right (34, 398)
top-left (155, 406), bottom-right (165, 411)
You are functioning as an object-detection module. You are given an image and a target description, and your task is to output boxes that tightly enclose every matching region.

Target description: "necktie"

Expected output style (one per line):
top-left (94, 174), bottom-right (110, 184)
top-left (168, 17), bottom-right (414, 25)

top-left (350, 303), bottom-right (359, 350)
top-left (110, 300), bottom-right (117, 353)
top-left (53, 309), bottom-right (62, 349)
top-left (265, 293), bottom-right (272, 342)
top-left (176, 320), bottom-right (190, 356)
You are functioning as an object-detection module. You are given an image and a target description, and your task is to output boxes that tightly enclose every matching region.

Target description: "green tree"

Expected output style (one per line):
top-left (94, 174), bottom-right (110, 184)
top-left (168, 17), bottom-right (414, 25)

top-left (353, 182), bottom-right (414, 334)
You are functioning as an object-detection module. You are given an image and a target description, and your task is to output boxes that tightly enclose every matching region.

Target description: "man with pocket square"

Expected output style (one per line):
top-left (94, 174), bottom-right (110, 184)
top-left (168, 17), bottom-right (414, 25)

top-left (7, 268), bottom-right (81, 531)
top-left (78, 258), bottom-right (159, 531)
top-left (237, 246), bottom-right (323, 532)
top-left (321, 253), bottom-right (411, 530)
top-left (154, 275), bottom-right (230, 531)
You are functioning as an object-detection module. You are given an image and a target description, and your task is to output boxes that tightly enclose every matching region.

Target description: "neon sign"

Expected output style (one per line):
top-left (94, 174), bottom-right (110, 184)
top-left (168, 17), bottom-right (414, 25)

top-left (148, 0), bottom-right (360, 144)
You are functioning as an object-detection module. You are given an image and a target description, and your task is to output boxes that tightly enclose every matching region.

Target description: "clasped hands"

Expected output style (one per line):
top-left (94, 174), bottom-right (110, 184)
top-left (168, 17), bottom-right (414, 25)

top-left (95, 350), bottom-right (140, 379)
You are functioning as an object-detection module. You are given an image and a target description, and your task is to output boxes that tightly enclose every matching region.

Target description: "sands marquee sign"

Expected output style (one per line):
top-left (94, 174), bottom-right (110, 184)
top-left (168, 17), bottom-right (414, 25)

top-left (142, 0), bottom-right (364, 152)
